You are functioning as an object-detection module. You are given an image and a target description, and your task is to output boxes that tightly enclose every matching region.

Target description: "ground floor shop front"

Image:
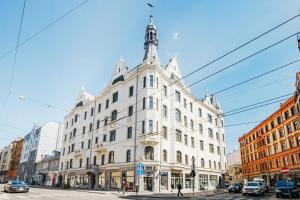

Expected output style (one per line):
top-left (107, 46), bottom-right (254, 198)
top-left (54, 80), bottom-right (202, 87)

top-left (61, 166), bottom-right (223, 192)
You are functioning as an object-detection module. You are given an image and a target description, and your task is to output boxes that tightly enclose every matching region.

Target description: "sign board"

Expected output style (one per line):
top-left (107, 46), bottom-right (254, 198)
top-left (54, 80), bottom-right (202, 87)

top-left (280, 167), bottom-right (290, 174)
top-left (137, 162), bottom-right (144, 176)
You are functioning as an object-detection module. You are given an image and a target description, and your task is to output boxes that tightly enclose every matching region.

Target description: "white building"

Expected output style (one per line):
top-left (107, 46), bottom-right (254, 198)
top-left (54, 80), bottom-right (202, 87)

top-left (226, 150), bottom-right (241, 167)
top-left (19, 121), bottom-right (63, 182)
top-left (59, 15), bottom-right (226, 192)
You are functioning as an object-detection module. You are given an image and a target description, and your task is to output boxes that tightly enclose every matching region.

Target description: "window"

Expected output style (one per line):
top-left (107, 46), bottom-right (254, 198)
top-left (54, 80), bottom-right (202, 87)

top-left (291, 106), bottom-right (295, 116)
top-left (128, 106), bottom-right (133, 116)
top-left (163, 126), bottom-right (167, 139)
top-left (93, 156), bottom-right (97, 165)
top-left (104, 117), bottom-right (108, 126)
top-left (89, 123), bottom-right (92, 132)
top-left (208, 128), bottom-right (213, 138)
top-left (81, 142), bottom-right (84, 149)
top-left (292, 154), bottom-right (297, 164)
top-left (283, 156), bottom-right (288, 166)
top-left (98, 103), bottom-right (101, 113)
top-left (127, 127), bottom-right (132, 139)
top-left (200, 140), bottom-right (204, 150)
top-left (293, 120), bottom-right (299, 130)
top-left (287, 124), bottom-right (292, 134)
top-left (201, 158), bottom-right (205, 167)
top-left (126, 150), bottom-right (131, 162)
top-left (145, 146), bottom-right (154, 160)
top-left (142, 121), bottom-right (145, 134)
top-left (73, 128), bottom-right (77, 137)
top-left (176, 151), bottom-right (182, 163)
top-left (74, 114), bottom-right (78, 123)
top-left (103, 135), bottom-right (107, 142)
top-left (129, 86), bottom-right (134, 97)
top-left (111, 110), bottom-right (117, 121)
top-left (71, 143), bottom-right (75, 152)
top-left (148, 96), bottom-right (153, 110)
top-left (185, 155), bottom-right (189, 165)
top-left (279, 129), bottom-right (283, 138)
top-left (272, 132), bottom-right (276, 141)
top-left (216, 132), bottom-right (219, 140)
top-left (190, 120), bottom-right (194, 130)
top-left (209, 160), bottom-right (212, 168)
top-left (175, 91), bottom-right (181, 102)
top-left (143, 97), bottom-right (146, 109)
top-left (91, 107), bottom-right (94, 116)
top-left (112, 92), bottom-right (118, 103)
top-left (191, 137), bottom-right (195, 148)
top-left (198, 108), bottom-right (202, 117)
top-left (271, 121), bottom-right (275, 129)
top-left (209, 144), bottom-right (214, 153)
top-left (285, 111), bottom-right (289, 120)
top-left (163, 85), bottom-right (167, 96)
top-left (290, 139), bottom-right (294, 148)
top-left (217, 146), bottom-right (220, 155)
top-left (199, 124), bottom-right (203, 134)
top-left (163, 150), bottom-right (167, 161)
top-left (84, 111), bottom-right (87, 120)
top-left (79, 159), bottom-right (82, 168)
top-left (183, 99), bottom-right (187, 108)
top-left (176, 130), bottom-right (182, 142)
top-left (105, 99), bottom-right (109, 109)
top-left (66, 122), bottom-right (68, 129)
top-left (96, 120), bottom-right (100, 129)
top-left (208, 114), bottom-right (212, 123)
top-left (277, 116), bottom-right (282, 124)
top-left (101, 155), bottom-right (105, 165)
top-left (95, 137), bottom-right (98, 144)
top-left (109, 151), bottom-right (114, 163)
top-left (110, 130), bottom-right (116, 142)
top-left (190, 102), bottom-right (193, 112)
top-left (163, 105), bottom-right (167, 117)
top-left (276, 159), bottom-right (280, 168)
top-left (149, 120), bottom-right (153, 133)
top-left (70, 159), bottom-right (73, 168)
top-left (175, 109), bottom-right (181, 122)
top-left (184, 135), bottom-right (188, 145)
top-left (82, 126), bottom-right (85, 134)
top-left (149, 75), bottom-right (154, 87)
top-left (143, 76), bottom-right (146, 88)
top-left (88, 140), bottom-right (91, 149)
top-left (156, 98), bottom-right (159, 111)
top-left (184, 116), bottom-right (187, 126)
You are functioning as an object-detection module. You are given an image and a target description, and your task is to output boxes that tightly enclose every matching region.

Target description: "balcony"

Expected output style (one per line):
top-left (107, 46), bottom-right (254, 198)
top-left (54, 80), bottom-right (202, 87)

top-left (140, 133), bottom-right (159, 145)
top-left (94, 144), bottom-right (107, 153)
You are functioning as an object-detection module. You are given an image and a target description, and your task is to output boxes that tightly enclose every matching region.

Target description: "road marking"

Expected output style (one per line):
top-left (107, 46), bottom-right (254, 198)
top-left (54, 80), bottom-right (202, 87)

top-left (15, 195), bottom-right (27, 199)
top-left (28, 195), bottom-right (42, 198)
top-left (0, 194), bottom-right (10, 200)
top-left (53, 194), bottom-right (66, 197)
top-left (234, 198), bottom-right (244, 200)
top-left (225, 197), bottom-right (233, 200)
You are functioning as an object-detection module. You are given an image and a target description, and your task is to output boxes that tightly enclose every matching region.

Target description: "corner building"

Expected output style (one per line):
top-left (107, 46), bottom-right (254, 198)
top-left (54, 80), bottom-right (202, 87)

top-left (59, 16), bottom-right (226, 192)
top-left (239, 72), bottom-right (300, 186)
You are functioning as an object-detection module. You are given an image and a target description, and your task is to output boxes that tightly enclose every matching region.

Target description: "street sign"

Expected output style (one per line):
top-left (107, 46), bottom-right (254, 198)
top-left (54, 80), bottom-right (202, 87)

top-left (137, 162), bottom-right (144, 176)
top-left (280, 167), bottom-right (290, 174)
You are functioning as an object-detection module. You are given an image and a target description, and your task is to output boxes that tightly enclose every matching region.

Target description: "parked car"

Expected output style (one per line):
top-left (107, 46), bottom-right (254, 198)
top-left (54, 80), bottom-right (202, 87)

top-left (275, 180), bottom-right (300, 198)
top-left (228, 183), bottom-right (243, 193)
top-left (4, 180), bottom-right (29, 193)
top-left (242, 181), bottom-right (265, 196)
top-left (253, 177), bottom-right (269, 193)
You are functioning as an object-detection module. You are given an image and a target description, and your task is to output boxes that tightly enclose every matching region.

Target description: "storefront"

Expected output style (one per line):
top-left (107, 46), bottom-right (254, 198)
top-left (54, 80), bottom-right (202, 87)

top-left (199, 174), bottom-right (208, 190)
top-left (121, 171), bottom-right (134, 190)
top-left (209, 175), bottom-right (218, 188)
top-left (185, 174), bottom-right (192, 189)
top-left (144, 172), bottom-right (154, 191)
top-left (171, 172), bottom-right (182, 189)
top-left (110, 171), bottom-right (120, 189)
top-left (160, 172), bottom-right (168, 190)
top-left (98, 172), bottom-right (106, 190)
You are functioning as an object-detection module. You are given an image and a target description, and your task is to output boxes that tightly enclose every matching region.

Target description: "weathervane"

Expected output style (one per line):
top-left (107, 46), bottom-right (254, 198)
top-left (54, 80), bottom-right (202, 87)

top-left (147, 3), bottom-right (154, 14)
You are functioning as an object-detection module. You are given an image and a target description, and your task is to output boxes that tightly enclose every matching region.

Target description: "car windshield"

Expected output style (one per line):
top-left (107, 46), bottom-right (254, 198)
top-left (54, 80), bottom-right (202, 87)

top-left (11, 180), bottom-right (25, 185)
top-left (247, 182), bottom-right (258, 186)
top-left (275, 180), bottom-right (295, 187)
top-left (234, 183), bottom-right (240, 186)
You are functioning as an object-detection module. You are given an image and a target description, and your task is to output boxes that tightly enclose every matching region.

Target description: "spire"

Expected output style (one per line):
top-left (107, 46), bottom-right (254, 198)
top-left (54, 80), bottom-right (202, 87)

top-left (143, 15), bottom-right (158, 62)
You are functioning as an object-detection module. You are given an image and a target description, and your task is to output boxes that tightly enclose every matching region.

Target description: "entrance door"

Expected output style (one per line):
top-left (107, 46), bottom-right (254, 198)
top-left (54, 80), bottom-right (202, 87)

top-left (144, 177), bottom-right (153, 191)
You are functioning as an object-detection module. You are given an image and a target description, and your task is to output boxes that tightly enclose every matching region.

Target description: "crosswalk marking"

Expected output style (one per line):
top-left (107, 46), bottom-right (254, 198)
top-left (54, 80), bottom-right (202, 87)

top-left (28, 195), bottom-right (42, 198)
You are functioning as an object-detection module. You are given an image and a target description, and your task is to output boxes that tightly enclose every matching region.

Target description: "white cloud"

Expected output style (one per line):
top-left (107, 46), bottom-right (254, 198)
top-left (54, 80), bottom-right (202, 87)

top-left (172, 32), bottom-right (179, 40)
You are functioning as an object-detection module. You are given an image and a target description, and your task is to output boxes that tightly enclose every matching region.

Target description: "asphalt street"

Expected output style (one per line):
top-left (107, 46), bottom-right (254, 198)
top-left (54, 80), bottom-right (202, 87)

top-left (0, 185), bottom-right (297, 200)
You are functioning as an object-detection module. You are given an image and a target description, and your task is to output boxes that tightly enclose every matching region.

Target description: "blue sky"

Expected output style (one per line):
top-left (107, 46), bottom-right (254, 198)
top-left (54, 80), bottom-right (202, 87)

top-left (0, 0), bottom-right (300, 153)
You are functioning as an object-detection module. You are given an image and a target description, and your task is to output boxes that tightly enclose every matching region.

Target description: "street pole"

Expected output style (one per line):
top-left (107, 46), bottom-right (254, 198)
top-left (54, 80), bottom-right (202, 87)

top-left (133, 68), bottom-right (139, 193)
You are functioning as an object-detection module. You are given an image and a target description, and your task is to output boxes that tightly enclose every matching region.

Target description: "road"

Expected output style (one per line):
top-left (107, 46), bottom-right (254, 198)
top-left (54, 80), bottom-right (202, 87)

top-left (0, 185), bottom-right (293, 200)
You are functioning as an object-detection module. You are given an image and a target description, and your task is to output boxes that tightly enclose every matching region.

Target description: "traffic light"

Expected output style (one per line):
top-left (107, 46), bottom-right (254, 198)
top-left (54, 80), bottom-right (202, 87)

top-left (190, 170), bottom-right (196, 177)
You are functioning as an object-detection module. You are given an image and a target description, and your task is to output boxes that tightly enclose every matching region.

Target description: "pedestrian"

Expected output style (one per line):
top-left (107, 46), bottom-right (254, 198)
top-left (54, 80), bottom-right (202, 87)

top-left (177, 183), bottom-right (183, 197)
top-left (125, 181), bottom-right (128, 192)
top-left (122, 180), bottom-right (126, 195)
top-left (117, 182), bottom-right (121, 193)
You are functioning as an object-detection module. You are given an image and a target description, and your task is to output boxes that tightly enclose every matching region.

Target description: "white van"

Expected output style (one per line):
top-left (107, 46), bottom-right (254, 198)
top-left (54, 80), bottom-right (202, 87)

top-left (253, 178), bottom-right (269, 193)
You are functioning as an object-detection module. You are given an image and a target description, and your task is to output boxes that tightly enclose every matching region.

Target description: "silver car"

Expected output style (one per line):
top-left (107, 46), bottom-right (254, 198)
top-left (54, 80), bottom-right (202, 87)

top-left (242, 181), bottom-right (265, 196)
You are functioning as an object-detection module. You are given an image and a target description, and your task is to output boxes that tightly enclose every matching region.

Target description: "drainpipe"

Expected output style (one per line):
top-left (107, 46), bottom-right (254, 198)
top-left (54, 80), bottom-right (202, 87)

top-left (133, 67), bottom-right (139, 192)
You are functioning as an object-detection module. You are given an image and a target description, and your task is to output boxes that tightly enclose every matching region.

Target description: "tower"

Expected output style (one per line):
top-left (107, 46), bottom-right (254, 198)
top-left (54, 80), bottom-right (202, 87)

top-left (143, 15), bottom-right (159, 63)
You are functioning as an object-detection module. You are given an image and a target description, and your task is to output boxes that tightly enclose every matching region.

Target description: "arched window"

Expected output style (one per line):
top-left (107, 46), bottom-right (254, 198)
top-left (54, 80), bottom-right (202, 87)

top-left (144, 146), bottom-right (154, 160)
top-left (176, 151), bottom-right (182, 163)
top-left (163, 149), bottom-right (167, 162)
top-left (109, 151), bottom-right (114, 163)
top-left (126, 150), bottom-right (131, 162)
top-left (101, 155), bottom-right (105, 165)
top-left (93, 156), bottom-right (97, 165)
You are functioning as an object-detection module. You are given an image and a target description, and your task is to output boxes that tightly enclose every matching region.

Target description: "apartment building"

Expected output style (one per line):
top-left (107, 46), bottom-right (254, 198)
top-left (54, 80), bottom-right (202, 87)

top-left (59, 15), bottom-right (226, 192)
top-left (239, 72), bottom-right (300, 186)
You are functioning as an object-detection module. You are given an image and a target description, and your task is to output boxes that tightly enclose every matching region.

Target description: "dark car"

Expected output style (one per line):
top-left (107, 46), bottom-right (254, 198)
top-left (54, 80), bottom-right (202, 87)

top-left (229, 183), bottom-right (243, 193)
top-left (275, 180), bottom-right (299, 198)
top-left (4, 180), bottom-right (29, 193)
